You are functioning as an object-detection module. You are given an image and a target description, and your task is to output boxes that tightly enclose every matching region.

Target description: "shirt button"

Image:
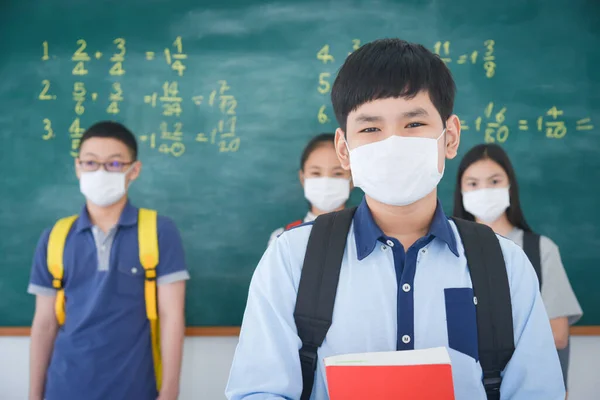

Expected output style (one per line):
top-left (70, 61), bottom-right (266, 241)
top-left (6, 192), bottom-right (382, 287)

top-left (131, 267), bottom-right (138, 274)
top-left (381, 245), bottom-right (388, 251)
top-left (402, 283), bottom-right (411, 292)
top-left (386, 240), bottom-right (394, 247)
top-left (421, 248), bottom-right (428, 254)
top-left (474, 296), bottom-right (478, 305)
top-left (402, 335), bottom-right (411, 344)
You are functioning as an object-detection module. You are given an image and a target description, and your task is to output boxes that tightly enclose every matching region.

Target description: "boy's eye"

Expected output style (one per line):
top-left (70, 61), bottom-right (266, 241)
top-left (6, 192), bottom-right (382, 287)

top-left (360, 127), bottom-right (380, 133)
top-left (406, 122), bottom-right (424, 128)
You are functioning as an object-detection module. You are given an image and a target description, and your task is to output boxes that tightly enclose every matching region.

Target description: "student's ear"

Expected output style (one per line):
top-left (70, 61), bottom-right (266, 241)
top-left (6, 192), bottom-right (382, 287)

top-left (335, 128), bottom-right (351, 171)
top-left (444, 115), bottom-right (461, 160)
top-left (298, 169), bottom-right (305, 187)
top-left (74, 158), bottom-right (81, 180)
top-left (127, 160), bottom-right (142, 184)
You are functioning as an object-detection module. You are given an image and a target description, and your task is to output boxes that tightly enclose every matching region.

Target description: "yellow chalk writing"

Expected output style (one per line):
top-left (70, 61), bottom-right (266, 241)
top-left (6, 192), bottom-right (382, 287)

top-left (72, 39), bottom-right (89, 76)
top-left (160, 81), bottom-right (182, 117)
top-left (576, 118), bottom-right (593, 131)
top-left (433, 41), bottom-right (451, 63)
top-left (538, 106), bottom-right (566, 139)
top-left (164, 36), bottom-right (187, 76)
top-left (483, 40), bottom-right (496, 78)
top-left (107, 82), bottom-right (123, 114)
top-left (69, 118), bottom-right (85, 157)
top-left (42, 118), bottom-right (54, 140)
top-left (39, 80), bottom-right (56, 101)
top-left (73, 82), bottom-right (86, 115)
top-left (42, 41), bottom-right (49, 61)
top-left (318, 105), bottom-right (330, 124)
top-left (160, 121), bottom-right (183, 141)
top-left (72, 39), bottom-right (90, 61)
top-left (109, 38), bottom-right (126, 76)
top-left (475, 102), bottom-right (509, 143)
top-left (317, 45), bottom-right (334, 64)
top-left (518, 120), bottom-right (529, 131)
top-left (219, 137), bottom-right (241, 153)
top-left (318, 72), bottom-right (331, 94)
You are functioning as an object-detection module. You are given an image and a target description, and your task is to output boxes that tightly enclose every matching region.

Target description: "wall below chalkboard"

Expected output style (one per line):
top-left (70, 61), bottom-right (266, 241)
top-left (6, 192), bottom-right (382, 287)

top-left (0, 326), bottom-right (598, 336)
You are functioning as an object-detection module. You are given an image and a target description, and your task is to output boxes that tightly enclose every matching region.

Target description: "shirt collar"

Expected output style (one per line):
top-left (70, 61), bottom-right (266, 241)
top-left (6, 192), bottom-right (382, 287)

top-left (353, 197), bottom-right (459, 260)
top-left (74, 199), bottom-right (138, 233)
top-left (304, 211), bottom-right (317, 223)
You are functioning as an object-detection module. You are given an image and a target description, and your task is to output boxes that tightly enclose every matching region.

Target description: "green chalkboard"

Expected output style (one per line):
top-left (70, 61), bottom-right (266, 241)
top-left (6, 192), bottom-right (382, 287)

top-left (0, 0), bottom-right (598, 327)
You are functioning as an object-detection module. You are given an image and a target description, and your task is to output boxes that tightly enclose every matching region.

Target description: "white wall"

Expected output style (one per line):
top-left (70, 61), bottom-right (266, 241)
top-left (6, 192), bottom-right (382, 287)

top-left (1, 336), bottom-right (598, 399)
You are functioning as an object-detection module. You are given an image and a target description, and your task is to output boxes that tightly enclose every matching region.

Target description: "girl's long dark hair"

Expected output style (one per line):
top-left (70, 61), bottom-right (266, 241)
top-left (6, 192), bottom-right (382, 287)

top-left (453, 144), bottom-right (532, 232)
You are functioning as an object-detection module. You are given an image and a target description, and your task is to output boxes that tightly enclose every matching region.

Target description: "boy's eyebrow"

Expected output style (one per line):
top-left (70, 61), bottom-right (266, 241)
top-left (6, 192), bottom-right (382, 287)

top-left (80, 152), bottom-right (125, 159)
top-left (354, 108), bottom-right (430, 124)
top-left (354, 114), bottom-right (384, 124)
top-left (401, 107), bottom-right (429, 119)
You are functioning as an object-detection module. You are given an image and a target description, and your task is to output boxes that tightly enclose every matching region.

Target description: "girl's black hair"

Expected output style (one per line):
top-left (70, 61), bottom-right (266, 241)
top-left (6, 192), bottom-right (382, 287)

top-left (300, 133), bottom-right (335, 170)
top-left (453, 144), bottom-right (532, 232)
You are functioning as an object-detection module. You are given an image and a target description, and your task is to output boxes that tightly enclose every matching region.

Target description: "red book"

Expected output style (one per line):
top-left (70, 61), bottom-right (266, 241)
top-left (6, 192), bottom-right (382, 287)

top-left (325, 347), bottom-right (455, 400)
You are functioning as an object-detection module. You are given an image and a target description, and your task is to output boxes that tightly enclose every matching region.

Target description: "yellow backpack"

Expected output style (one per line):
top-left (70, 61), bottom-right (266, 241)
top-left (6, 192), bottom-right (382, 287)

top-left (46, 208), bottom-right (162, 391)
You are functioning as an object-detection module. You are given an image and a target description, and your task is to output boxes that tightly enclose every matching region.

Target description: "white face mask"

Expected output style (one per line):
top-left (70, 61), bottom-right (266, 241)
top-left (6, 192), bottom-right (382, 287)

top-left (462, 187), bottom-right (510, 223)
top-left (80, 168), bottom-right (132, 207)
top-left (304, 177), bottom-right (350, 213)
top-left (347, 130), bottom-right (445, 206)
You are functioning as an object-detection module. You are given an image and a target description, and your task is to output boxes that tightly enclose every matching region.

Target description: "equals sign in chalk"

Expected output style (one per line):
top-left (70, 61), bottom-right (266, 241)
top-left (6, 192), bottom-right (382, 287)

top-left (146, 52), bottom-right (155, 60)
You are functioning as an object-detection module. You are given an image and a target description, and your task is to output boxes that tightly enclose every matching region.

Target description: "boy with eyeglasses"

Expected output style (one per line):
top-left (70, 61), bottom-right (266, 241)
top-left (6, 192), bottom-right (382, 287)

top-left (28, 121), bottom-right (188, 400)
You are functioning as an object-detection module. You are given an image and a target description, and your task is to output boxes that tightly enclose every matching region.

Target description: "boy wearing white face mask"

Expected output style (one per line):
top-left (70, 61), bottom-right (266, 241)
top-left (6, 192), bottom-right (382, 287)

top-left (268, 133), bottom-right (352, 247)
top-left (28, 121), bottom-right (188, 400)
top-left (227, 39), bottom-right (564, 400)
top-left (455, 143), bottom-right (582, 398)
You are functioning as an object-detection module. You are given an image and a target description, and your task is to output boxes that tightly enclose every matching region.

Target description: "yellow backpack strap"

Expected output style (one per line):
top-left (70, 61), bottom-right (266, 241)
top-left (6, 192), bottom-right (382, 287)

top-left (47, 215), bottom-right (78, 326)
top-left (138, 208), bottom-right (162, 391)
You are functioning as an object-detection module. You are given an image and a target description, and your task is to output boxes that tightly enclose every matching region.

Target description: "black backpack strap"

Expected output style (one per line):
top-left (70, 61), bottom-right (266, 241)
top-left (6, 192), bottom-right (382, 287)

top-left (294, 207), bottom-right (357, 400)
top-left (451, 218), bottom-right (515, 400)
top-left (522, 231), bottom-right (542, 288)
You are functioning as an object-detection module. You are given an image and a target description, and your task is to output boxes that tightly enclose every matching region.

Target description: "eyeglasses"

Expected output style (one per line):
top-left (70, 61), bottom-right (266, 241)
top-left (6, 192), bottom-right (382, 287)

top-left (78, 160), bottom-right (135, 172)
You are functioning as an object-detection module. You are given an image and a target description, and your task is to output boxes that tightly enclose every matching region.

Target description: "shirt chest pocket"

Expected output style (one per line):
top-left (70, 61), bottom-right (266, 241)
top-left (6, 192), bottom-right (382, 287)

top-left (115, 259), bottom-right (145, 299)
top-left (444, 287), bottom-right (479, 361)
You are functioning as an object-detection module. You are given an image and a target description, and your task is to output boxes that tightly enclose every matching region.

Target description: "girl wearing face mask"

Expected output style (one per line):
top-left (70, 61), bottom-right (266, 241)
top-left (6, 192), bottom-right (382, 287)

top-left (268, 133), bottom-right (352, 246)
top-left (453, 143), bottom-right (582, 396)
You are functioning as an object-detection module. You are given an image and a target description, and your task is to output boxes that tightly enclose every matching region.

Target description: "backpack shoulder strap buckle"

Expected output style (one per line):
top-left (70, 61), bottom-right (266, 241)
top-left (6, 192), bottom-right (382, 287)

top-left (299, 344), bottom-right (319, 371)
top-left (483, 370), bottom-right (502, 399)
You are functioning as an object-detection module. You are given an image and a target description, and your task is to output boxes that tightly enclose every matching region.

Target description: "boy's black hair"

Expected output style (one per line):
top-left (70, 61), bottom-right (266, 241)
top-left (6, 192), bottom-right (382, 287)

top-left (300, 133), bottom-right (335, 170)
top-left (453, 144), bottom-right (533, 232)
top-left (79, 121), bottom-right (138, 160)
top-left (331, 38), bottom-right (456, 132)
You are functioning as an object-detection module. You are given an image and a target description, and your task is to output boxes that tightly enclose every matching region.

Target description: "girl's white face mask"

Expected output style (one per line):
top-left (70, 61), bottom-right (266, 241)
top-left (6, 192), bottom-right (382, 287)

top-left (80, 167), bottom-right (133, 207)
top-left (303, 177), bottom-right (351, 213)
top-left (346, 130), bottom-right (445, 206)
top-left (462, 187), bottom-right (511, 223)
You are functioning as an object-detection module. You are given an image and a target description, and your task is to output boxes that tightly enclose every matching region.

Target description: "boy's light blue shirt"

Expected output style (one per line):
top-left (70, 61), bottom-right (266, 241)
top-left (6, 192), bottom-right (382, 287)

top-left (226, 199), bottom-right (565, 400)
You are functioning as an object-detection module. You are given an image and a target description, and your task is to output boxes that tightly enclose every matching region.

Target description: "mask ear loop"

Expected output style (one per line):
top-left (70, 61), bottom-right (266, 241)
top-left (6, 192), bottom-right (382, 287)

top-left (437, 128), bottom-right (447, 141)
